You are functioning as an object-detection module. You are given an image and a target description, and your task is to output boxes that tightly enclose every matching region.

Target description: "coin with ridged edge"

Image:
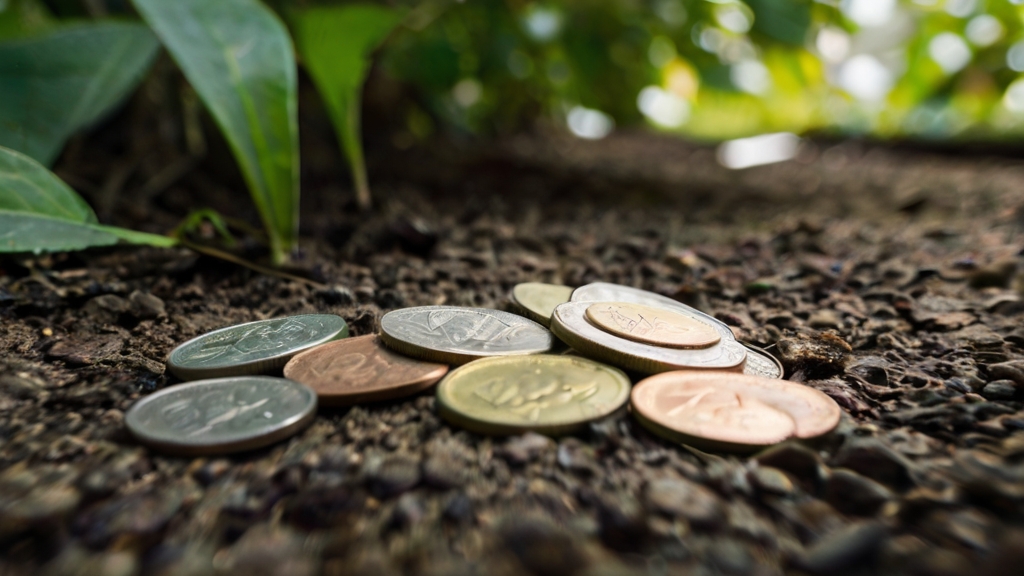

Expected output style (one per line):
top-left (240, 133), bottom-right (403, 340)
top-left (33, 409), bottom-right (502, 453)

top-left (551, 301), bottom-right (746, 374)
top-left (283, 335), bottom-right (448, 406)
top-left (585, 301), bottom-right (721, 349)
top-left (125, 376), bottom-right (317, 456)
top-left (380, 306), bottom-right (554, 365)
top-left (571, 283), bottom-right (734, 339)
top-left (436, 354), bottom-right (631, 435)
top-left (167, 314), bottom-right (349, 381)
top-left (510, 282), bottom-right (574, 327)
top-left (630, 371), bottom-right (841, 453)
top-left (742, 344), bottom-right (784, 379)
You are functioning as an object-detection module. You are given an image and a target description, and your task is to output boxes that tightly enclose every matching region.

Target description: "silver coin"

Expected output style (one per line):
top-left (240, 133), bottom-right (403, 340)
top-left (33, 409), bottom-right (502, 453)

top-left (742, 344), bottom-right (784, 379)
top-left (167, 314), bottom-right (349, 380)
top-left (125, 376), bottom-right (317, 456)
top-left (570, 283), bottom-right (734, 340)
top-left (380, 306), bottom-right (554, 365)
top-left (550, 301), bottom-right (747, 373)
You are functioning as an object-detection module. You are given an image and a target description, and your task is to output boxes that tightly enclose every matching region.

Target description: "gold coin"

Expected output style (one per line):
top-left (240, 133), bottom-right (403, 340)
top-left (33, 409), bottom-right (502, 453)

top-left (436, 354), bottom-right (631, 435)
top-left (630, 371), bottom-right (841, 453)
top-left (510, 282), bottom-right (574, 327)
top-left (585, 302), bottom-right (721, 349)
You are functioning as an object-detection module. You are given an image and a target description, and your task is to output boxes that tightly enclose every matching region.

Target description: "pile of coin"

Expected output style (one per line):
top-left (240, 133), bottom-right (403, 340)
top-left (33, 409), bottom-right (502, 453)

top-left (125, 282), bottom-right (839, 456)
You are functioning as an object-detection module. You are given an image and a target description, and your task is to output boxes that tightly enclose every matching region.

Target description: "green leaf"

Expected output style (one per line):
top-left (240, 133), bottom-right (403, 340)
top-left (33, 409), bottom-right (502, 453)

top-left (0, 210), bottom-right (176, 253)
top-left (744, 0), bottom-right (812, 46)
top-left (132, 0), bottom-right (299, 264)
top-left (293, 4), bottom-right (402, 210)
top-left (0, 146), bottom-right (175, 253)
top-left (0, 21), bottom-right (159, 165)
top-left (0, 145), bottom-right (96, 222)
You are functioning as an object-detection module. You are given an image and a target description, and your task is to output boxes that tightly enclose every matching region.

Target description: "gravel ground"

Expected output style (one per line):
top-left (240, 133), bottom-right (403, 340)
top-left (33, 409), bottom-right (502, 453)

top-left (2, 130), bottom-right (1024, 575)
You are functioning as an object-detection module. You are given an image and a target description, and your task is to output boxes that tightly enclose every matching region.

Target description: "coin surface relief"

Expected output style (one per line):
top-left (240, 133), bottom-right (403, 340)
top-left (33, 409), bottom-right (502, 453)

top-left (436, 354), bottom-right (631, 435)
top-left (741, 344), bottom-right (784, 379)
top-left (585, 301), bottom-right (722, 348)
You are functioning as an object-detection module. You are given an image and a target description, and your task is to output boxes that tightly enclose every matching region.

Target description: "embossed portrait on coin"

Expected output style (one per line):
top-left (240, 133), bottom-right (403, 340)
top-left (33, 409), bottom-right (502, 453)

top-left (181, 318), bottom-right (321, 365)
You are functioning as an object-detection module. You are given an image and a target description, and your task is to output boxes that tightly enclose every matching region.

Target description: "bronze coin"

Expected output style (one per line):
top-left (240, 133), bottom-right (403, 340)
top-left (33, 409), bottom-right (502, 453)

top-left (630, 372), bottom-right (841, 452)
top-left (585, 302), bottom-right (721, 349)
top-left (283, 335), bottom-right (449, 406)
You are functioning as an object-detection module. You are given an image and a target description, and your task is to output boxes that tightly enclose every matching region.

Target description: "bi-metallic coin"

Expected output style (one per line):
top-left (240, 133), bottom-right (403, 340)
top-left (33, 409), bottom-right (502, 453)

top-left (283, 334), bottom-right (448, 406)
top-left (551, 301), bottom-right (746, 374)
top-left (585, 301), bottom-right (721, 349)
top-left (742, 344), bottom-right (784, 379)
top-left (510, 282), bottom-right (574, 327)
top-left (570, 282), bottom-right (734, 340)
top-left (380, 306), bottom-right (553, 365)
top-left (436, 354), bottom-right (631, 435)
top-left (125, 376), bottom-right (317, 456)
top-left (630, 372), bottom-right (841, 452)
top-left (167, 314), bottom-right (349, 381)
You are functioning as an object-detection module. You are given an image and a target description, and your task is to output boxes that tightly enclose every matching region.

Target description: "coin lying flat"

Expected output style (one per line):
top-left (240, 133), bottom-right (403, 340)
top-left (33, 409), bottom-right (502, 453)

top-left (551, 301), bottom-right (746, 374)
top-left (380, 306), bottom-right (554, 365)
top-left (168, 314), bottom-right (349, 381)
top-left (283, 334), bottom-right (448, 406)
top-left (510, 282), bottom-right (574, 327)
top-left (631, 372), bottom-right (841, 452)
top-left (125, 376), bottom-right (317, 456)
top-left (742, 344), bottom-right (784, 379)
top-left (571, 282), bottom-right (733, 339)
top-left (436, 354), bottom-right (631, 435)
top-left (585, 302), bottom-right (721, 349)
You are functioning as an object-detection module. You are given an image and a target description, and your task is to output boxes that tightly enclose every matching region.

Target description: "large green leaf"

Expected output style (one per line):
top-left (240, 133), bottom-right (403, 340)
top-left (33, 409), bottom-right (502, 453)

top-left (292, 4), bottom-right (402, 210)
top-left (0, 145), bottom-right (96, 222)
top-left (0, 146), bottom-right (175, 253)
top-left (133, 0), bottom-right (299, 264)
top-left (0, 21), bottom-right (159, 165)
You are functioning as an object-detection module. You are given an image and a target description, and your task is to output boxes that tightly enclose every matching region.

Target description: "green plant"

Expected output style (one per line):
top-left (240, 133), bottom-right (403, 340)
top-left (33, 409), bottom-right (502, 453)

top-left (132, 0), bottom-right (299, 265)
top-left (292, 4), bottom-right (402, 211)
top-left (0, 145), bottom-right (174, 253)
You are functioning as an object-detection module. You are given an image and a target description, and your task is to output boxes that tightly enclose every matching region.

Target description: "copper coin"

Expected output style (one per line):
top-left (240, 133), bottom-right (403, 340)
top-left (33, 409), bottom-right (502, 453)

top-left (631, 372), bottom-right (841, 452)
top-left (585, 302), bottom-right (721, 349)
top-left (283, 335), bottom-right (449, 406)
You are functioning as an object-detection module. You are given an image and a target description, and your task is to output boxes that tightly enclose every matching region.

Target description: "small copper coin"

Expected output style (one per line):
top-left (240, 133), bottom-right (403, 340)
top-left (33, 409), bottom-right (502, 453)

top-left (631, 372), bottom-right (841, 452)
top-left (283, 335), bottom-right (448, 406)
top-left (585, 302), bottom-right (721, 349)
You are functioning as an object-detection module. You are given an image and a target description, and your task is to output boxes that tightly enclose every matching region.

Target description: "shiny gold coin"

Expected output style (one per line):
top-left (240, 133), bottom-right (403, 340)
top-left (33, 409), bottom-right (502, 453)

top-left (631, 371), bottom-right (841, 453)
top-left (585, 302), bottom-right (721, 349)
top-left (436, 354), bottom-right (631, 435)
top-left (510, 282), bottom-right (574, 327)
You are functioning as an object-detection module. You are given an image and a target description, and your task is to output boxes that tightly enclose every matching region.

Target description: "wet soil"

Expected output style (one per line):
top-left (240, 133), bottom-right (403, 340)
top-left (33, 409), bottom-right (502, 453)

top-left (3, 124), bottom-right (1024, 575)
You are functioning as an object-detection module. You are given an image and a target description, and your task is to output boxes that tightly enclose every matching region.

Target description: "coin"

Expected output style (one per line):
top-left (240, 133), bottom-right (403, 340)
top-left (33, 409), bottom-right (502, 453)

top-left (551, 301), bottom-right (746, 374)
top-left (283, 335), bottom-right (448, 406)
top-left (167, 314), bottom-right (349, 381)
top-left (510, 282), bottom-right (574, 327)
top-left (436, 354), bottom-right (631, 435)
top-left (585, 302), bottom-right (721, 349)
top-left (125, 376), bottom-right (317, 456)
top-left (630, 372), bottom-right (841, 452)
top-left (380, 306), bottom-right (554, 365)
top-left (571, 282), bottom-right (734, 339)
top-left (742, 344), bottom-right (784, 379)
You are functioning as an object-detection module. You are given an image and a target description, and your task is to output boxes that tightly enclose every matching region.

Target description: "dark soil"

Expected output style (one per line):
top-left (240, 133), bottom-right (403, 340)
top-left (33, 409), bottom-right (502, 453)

top-left (3, 119), bottom-right (1024, 575)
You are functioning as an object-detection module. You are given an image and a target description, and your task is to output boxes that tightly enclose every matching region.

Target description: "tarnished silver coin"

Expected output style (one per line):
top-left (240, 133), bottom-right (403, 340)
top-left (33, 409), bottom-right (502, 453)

top-left (380, 306), bottom-right (554, 365)
top-left (167, 314), bottom-right (349, 380)
top-left (742, 344), bottom-right (784, 379)
top-left (125, 376), bottom-right (317, 456)
top-left (550, 301), bottom-right (747, 374)
top-left (570, 283), bottom-right (734, 340)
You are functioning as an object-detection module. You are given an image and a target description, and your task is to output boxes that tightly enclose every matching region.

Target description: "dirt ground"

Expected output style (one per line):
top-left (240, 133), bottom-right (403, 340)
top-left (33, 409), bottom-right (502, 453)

top-left (3, 109), bottom-right (1024, 575)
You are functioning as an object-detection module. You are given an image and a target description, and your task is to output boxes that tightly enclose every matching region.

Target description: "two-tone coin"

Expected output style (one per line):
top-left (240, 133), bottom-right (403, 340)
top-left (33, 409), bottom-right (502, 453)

top-left (283, 335), bottom-right (448, 406)
top-left (167, 314), bottom-right (349, 380)
top-left (570, 282), bottom-right (733, 337)
top-left (510, 282), bottom-right (574, 327)
top-left (436, 354), bottom-right (631, 435)
top-left (630, 372), bottom-right (841, 452)
top-left (585, 301), bottom-right (721, 348)
top-left (742, 344), bottom-right (784, 379)
top-left (125, 376), bottom-right (317, 456)
top-left (380, 306), bottom-right (554, 365)
top-left (551, 301), bottom-right (746, 374)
